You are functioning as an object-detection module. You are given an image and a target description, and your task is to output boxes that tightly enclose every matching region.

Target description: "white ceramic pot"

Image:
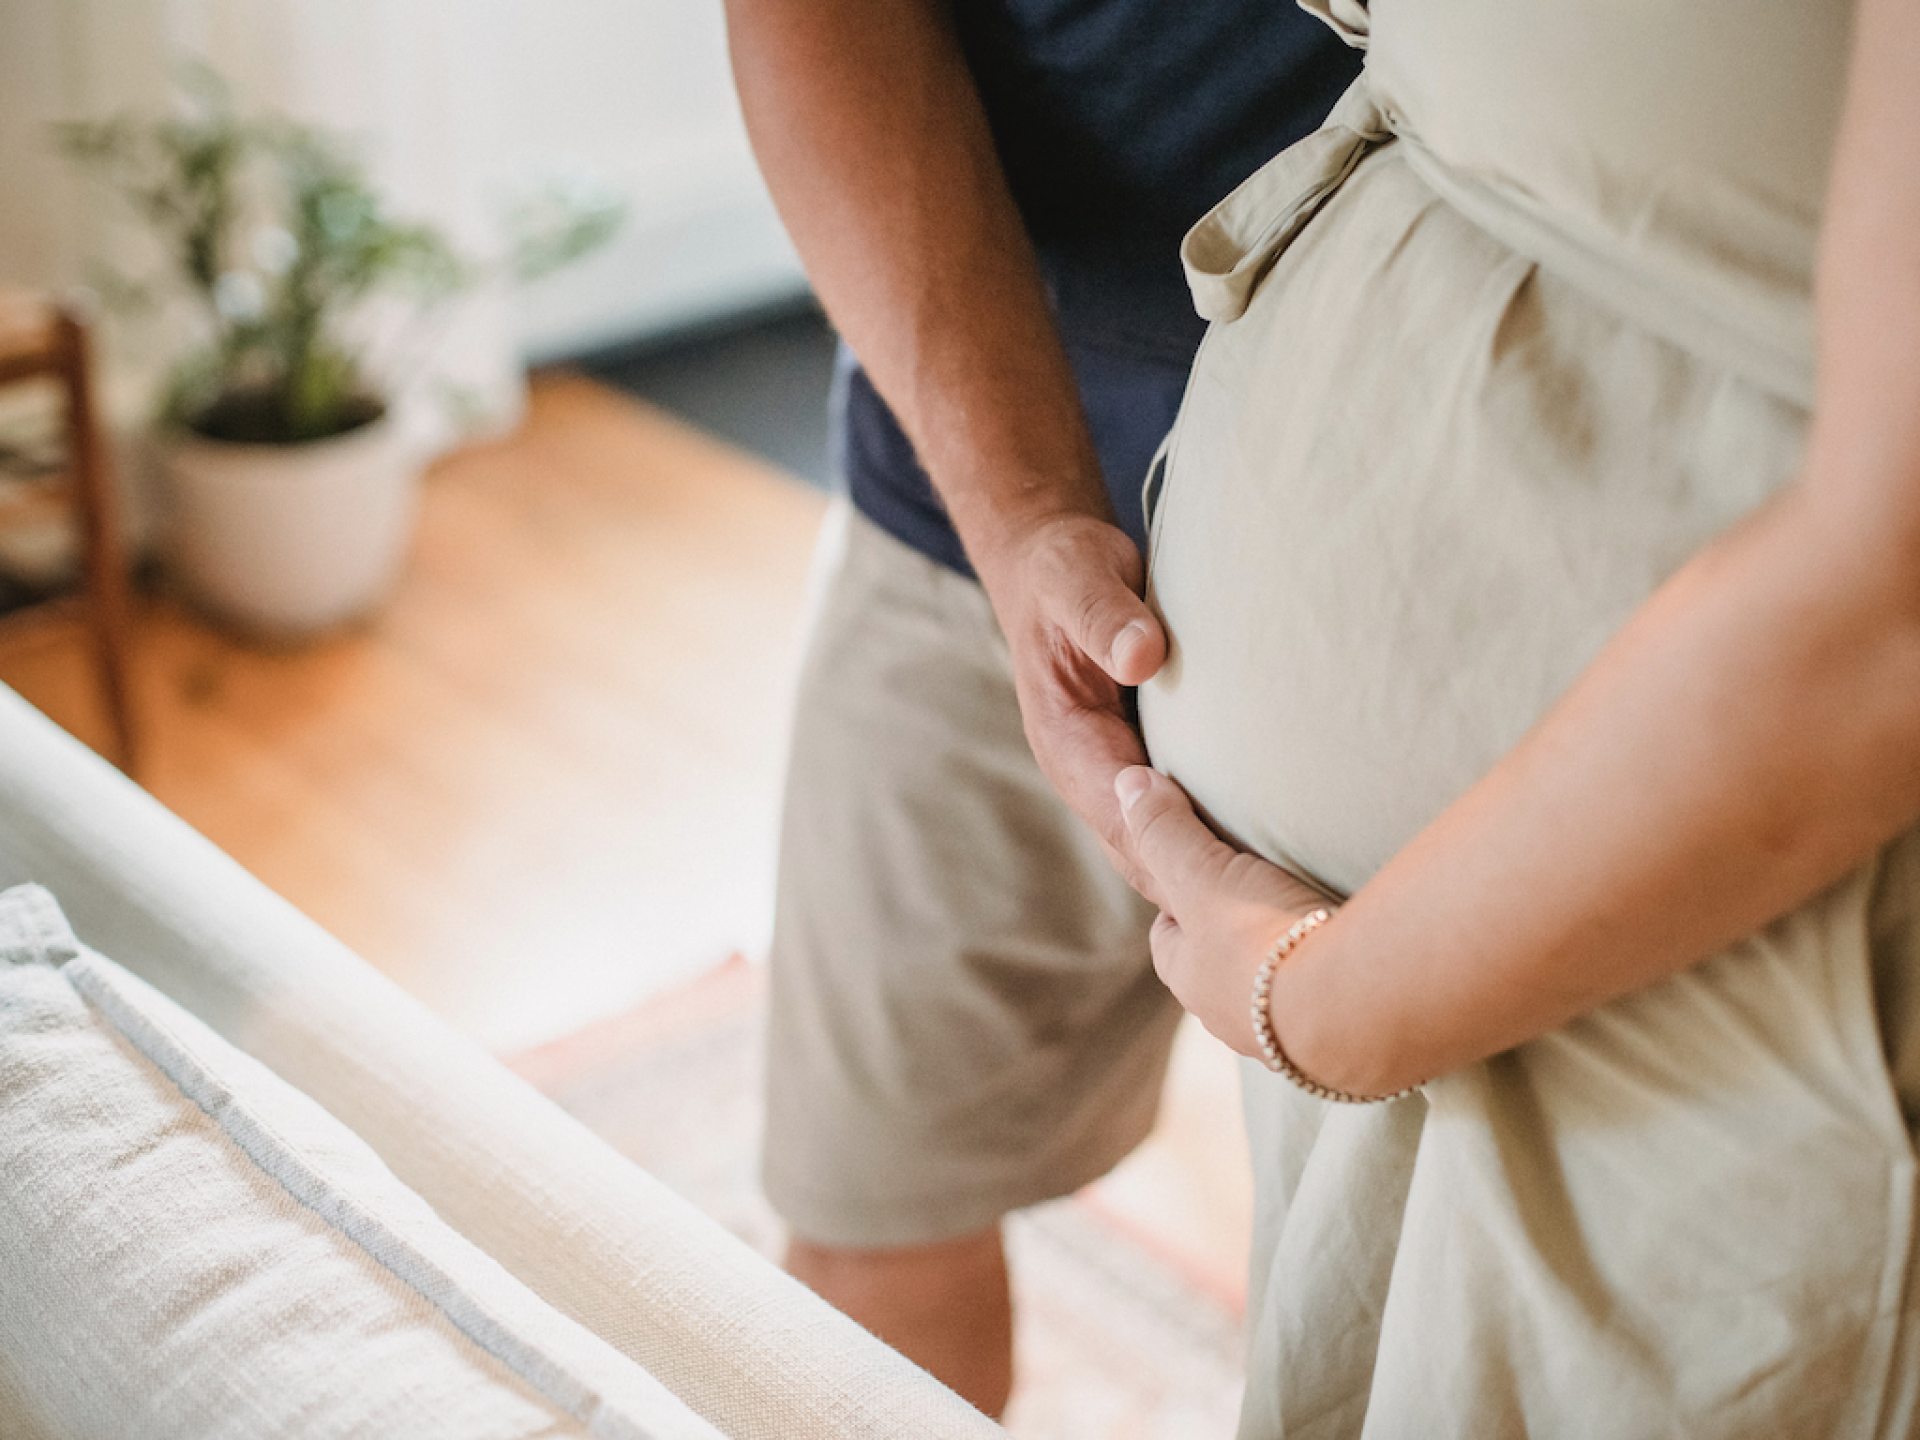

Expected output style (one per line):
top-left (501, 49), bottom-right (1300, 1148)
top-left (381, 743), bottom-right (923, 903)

top-left (161, 412), bottom-right (422, 642)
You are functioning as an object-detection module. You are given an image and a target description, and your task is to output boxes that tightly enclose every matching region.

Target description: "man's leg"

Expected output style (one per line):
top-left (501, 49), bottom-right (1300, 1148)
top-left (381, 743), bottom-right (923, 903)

top-left (786, 1228), bottom-right (1012, 1416)
top-left (761, 508), bottom-right (1176, 1411)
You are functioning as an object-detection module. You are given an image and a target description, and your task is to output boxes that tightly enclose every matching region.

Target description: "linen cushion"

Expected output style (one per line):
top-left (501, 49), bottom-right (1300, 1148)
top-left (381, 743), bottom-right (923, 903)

top-left (0, 680), bottom-right (1006, 1440)
top-left (0, 883), bottom-right (722, 1440)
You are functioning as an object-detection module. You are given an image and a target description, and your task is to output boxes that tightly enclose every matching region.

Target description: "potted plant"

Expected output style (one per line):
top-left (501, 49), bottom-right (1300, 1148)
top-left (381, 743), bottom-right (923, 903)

top-left (58, 71), bottom-right (619, 641)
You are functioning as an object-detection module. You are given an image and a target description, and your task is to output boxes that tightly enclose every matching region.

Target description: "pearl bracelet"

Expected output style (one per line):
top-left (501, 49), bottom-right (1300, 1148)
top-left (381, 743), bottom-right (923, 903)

top-left (1250, 908), bottom-right (1419, 1105)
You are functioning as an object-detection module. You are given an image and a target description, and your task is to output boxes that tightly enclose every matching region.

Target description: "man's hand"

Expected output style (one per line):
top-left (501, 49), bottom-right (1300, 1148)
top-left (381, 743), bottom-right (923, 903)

top-left (972, 512), bottom-right (1168, 899)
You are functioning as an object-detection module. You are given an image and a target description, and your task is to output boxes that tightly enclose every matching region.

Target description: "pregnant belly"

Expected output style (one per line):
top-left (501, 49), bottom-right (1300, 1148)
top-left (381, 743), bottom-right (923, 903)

top-left (1136, 148), bottom-right (1800, 897)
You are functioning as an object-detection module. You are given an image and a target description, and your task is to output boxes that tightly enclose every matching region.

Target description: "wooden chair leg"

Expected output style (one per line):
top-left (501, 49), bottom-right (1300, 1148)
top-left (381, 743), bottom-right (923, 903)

top-left (56, 309), bottom-right (140, 774)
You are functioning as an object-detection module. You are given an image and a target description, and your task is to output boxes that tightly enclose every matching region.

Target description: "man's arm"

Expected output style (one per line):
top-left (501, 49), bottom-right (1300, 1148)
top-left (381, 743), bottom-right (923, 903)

top-left (724, 0), bottom-right (1166, 890)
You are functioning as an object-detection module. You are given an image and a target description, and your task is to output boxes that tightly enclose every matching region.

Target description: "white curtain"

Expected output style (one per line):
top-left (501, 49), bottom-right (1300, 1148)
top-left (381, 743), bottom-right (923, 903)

top-left (0, 0), bottom-right (530, 452)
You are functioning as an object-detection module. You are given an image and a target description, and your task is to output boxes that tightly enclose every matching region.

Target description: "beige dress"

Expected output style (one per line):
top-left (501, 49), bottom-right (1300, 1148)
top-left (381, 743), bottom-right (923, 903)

top-left (1138, 3), bottom-right (1920, 1435)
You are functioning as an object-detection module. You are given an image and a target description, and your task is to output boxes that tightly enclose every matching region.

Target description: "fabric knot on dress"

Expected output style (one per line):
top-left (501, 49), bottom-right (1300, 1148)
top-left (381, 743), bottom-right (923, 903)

top-left (1180, 77), bottom-right (1393, 324)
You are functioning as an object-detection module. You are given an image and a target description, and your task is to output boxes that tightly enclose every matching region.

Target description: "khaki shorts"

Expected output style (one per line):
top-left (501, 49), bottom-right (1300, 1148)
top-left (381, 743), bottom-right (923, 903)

top-left (761, 506), bottom-right (1175, 1249)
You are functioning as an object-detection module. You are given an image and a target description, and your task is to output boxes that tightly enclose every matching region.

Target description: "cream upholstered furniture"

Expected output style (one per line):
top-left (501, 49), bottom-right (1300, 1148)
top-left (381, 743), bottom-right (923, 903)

top-left (0, 682), bottom-right (1005, 1440)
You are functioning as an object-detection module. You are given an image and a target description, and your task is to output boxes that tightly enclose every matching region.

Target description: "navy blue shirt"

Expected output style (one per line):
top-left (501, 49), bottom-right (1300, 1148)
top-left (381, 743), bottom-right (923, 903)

top-left (843, 2), bottom-right (1361, 576)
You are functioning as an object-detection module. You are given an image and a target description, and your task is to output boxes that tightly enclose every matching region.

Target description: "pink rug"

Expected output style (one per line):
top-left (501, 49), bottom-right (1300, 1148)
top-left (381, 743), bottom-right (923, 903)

top-left (507, 957), bottom-right (1248, 1439)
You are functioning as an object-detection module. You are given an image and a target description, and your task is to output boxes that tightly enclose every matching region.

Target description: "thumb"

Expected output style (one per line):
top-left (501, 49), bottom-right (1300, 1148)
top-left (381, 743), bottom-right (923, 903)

top-left (1104, 608), bottom-right (1168, 688)
top-left (1114, 765), bottom-right (1235, 904)
top-left (1084, 590), bottom-right (1167, 687)
top-left (1044, 553), bottom-right (1165, 686)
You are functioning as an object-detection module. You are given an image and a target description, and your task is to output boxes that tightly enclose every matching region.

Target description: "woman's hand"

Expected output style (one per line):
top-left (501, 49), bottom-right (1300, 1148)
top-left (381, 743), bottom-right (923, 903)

top-left (1115, 765), bottom-right (1329, 1056)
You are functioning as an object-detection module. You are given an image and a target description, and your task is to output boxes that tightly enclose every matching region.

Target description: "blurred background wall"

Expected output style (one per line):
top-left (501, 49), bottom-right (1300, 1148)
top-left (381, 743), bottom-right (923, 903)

top-left (0, 0), bottom-right (808, 440)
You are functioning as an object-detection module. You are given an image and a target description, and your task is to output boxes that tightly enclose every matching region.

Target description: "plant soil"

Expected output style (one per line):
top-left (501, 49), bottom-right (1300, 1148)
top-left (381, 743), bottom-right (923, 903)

top-left (187, 389), bottom-right (385, 446)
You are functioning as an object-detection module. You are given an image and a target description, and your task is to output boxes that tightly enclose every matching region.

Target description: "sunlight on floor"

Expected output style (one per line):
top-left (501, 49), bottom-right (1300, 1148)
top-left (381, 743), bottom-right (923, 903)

top-left (0, 376), bottom-right (824, 1051)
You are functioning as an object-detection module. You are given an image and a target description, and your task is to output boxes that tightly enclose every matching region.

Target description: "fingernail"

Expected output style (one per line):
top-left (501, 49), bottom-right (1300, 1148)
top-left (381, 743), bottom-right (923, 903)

top-left (1113, 620), bottom-right (1150, 668)
top-left (1114, 766), bottom-right (1152, 814)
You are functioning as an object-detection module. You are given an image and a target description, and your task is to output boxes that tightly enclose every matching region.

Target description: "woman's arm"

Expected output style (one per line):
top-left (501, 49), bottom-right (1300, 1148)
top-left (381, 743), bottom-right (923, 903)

top-left (1124, 0), bottom-right (1920, 1098)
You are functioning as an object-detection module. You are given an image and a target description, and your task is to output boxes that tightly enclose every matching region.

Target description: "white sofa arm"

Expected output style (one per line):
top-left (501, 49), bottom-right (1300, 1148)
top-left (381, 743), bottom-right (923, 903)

top-left (0, 686), bottom-right (1005, 1440)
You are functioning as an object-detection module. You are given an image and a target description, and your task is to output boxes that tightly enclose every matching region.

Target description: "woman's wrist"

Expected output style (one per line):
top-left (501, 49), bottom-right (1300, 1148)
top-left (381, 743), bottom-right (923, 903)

top-left (1255, 907), bottom-right (1424, 1102)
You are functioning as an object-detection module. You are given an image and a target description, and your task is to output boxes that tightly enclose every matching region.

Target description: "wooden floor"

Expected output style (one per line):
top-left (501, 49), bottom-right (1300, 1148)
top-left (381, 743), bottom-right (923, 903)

top-left (0, 370), bottom-right (1253, 1305)
top-left (0, 374), bottom-right (827, 1049)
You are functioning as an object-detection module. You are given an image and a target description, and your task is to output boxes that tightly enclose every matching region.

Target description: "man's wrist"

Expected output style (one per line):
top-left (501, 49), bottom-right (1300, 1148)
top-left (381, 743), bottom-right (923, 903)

top-left (943, 470), bottom-right (1112, 556)
top-left (956, 500), bottom-right (1120, 593)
